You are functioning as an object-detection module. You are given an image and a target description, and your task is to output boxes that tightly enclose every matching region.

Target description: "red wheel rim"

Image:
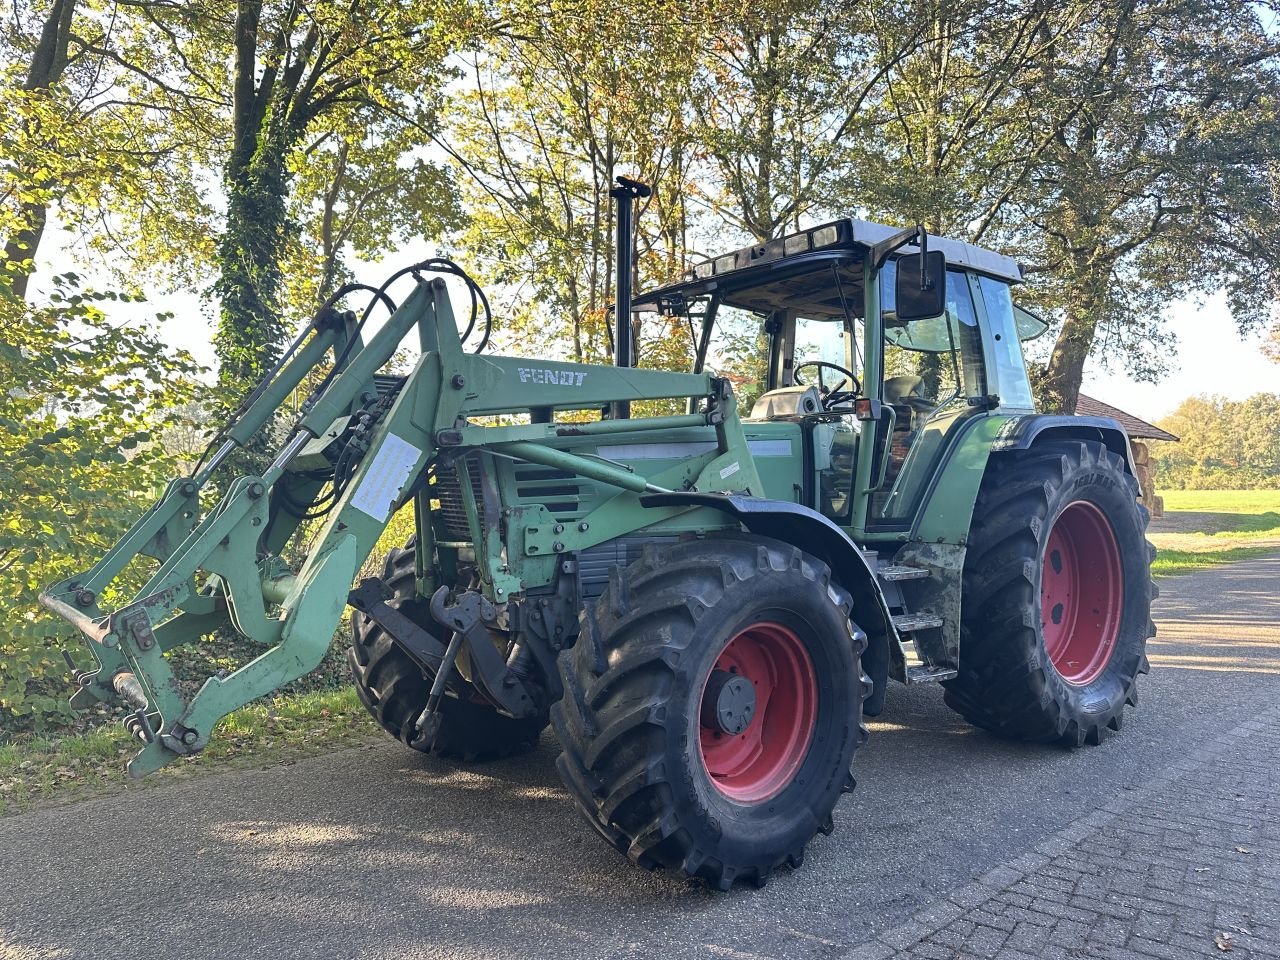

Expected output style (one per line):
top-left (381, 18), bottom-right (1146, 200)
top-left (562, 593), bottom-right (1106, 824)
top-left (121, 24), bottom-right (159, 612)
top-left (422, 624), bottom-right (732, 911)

top-left (1041, 501), bottom-right (1124, 685)
top-left (697, 622), bottom-right (817, 803)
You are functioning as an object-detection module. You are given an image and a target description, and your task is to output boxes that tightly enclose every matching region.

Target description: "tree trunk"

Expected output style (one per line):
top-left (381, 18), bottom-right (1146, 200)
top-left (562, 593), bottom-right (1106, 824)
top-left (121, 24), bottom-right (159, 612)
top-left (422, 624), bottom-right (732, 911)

top-left (3, 0), bottom-right (76, 299)
top-left (3, 205), bottom-right (48, 301)
top-left (1041, 293), bottom-right (1100, 414)
top-left (213, 143), bottom-right (291, 393)
top-left (213, 1), bottom-right (298, 397)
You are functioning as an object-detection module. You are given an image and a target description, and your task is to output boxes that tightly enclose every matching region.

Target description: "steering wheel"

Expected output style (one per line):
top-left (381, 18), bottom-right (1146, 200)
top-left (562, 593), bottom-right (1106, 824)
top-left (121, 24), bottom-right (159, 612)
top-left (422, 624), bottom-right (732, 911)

top-left (793, 361), bottom-right (861, 409)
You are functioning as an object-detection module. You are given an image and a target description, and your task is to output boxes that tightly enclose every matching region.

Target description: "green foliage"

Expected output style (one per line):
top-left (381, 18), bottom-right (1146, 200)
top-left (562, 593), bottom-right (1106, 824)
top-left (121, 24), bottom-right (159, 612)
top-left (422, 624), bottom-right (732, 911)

top-left (0, 3), bottom-right (221, 296)
top-left (0, 686), bottom-right (371, 815)
top-left (445, 0), bottom-right (705, 363)
top-left (0, 274), bottom-right (203, 734)
top-left (1150, 395), bottom-right (1280, 490)
top-left (212, 0), bottom-right (466, 390)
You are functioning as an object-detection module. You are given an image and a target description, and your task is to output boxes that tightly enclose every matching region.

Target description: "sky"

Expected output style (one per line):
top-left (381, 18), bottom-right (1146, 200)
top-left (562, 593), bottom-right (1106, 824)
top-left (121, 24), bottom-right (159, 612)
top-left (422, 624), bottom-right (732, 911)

top-left (1075, 293), bottom-right (1277, 423)
top-left (33, 224), bottom-right (1277, 428)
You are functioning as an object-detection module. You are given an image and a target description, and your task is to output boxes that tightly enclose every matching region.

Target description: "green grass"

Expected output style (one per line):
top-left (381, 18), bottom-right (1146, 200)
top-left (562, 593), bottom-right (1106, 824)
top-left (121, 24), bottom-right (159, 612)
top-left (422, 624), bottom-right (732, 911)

top-left (0, 687), bottom-right (377, 817)
top-left (1159, 489), bottom-right (1280, 515)
top-left (1151, 489), bottom-right (1280, 576)
top-left (1150, 544), bottom-right (1280, 577)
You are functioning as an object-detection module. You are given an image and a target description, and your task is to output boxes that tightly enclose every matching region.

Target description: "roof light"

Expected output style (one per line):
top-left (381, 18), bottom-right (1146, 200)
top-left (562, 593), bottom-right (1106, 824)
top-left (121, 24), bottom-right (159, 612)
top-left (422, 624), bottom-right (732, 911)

top-left (811, 225), bottom-right (840, 247)
top-left (784, 233), bottom-right (811, 255)
top-left (693, 261), bottom-right (714, 279)
top-left (714, 253), bottom-right (738, 273)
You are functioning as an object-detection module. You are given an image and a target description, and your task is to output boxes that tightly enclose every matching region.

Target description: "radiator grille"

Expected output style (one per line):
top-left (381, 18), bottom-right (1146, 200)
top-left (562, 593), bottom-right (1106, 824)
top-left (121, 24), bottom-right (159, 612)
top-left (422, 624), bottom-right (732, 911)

top-left (433, 456), bottom-right (483, 541)
top-left (433, 455), bottom-right (601, 542)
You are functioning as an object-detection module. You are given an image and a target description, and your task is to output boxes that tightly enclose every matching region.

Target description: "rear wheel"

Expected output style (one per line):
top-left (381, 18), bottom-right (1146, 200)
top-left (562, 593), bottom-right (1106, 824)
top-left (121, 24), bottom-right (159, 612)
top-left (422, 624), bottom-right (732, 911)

top-left (552, 535), bottom-right (868, 889)
top-left (943, 440), bottom-right (1155, 746)
top-left (348, 538), bottom-right (548, 760)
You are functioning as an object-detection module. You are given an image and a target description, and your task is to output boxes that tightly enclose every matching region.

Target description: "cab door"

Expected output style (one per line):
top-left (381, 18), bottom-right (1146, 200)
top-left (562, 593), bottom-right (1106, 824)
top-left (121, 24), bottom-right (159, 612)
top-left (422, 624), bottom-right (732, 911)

top-left (862, 264), bottom-right (989, 531)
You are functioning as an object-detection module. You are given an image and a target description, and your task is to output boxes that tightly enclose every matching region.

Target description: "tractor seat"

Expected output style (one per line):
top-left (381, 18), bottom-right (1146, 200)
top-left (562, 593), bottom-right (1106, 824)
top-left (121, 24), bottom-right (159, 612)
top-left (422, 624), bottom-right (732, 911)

top-left (883, 376), bottom-right (935, 413)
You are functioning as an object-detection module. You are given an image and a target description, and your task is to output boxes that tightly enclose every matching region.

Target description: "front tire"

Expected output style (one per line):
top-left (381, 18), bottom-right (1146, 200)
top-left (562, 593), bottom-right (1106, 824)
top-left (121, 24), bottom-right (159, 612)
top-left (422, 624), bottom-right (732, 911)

top-left (348, 539), bottom-right (548, 760)
top-left (552, 535), bottom-right (868, 889)
top-left (943, 440), bottom-right (1155, 746)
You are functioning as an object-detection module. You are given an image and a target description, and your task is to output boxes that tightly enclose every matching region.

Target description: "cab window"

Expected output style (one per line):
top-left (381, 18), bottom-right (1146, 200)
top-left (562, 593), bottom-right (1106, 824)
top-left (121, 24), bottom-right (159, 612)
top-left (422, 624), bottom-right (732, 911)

top-left (976, 276), bottom-right (1036, 411)
top-left (871, 263), bottom-right (986, 525)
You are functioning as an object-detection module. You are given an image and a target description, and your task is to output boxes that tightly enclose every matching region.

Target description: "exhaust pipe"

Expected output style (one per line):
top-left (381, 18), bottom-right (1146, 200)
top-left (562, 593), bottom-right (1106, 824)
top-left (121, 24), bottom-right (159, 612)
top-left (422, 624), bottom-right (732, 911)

top-left (609, 176), bottom-right (651, 419)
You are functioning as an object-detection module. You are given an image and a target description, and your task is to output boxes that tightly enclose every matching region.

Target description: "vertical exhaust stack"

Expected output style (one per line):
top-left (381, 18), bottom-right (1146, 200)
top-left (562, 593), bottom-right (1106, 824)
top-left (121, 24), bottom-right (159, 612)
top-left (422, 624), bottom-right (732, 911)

top-left (610, 176), bottom-right (651, 419)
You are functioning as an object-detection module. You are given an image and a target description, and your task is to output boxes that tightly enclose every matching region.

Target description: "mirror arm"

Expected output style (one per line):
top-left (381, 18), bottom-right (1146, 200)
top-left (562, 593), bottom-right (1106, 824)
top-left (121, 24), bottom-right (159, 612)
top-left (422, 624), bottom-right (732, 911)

top-left (917, 227), bottom-right (929, 290)
top-left (868, 224), bottom-right (925, 271)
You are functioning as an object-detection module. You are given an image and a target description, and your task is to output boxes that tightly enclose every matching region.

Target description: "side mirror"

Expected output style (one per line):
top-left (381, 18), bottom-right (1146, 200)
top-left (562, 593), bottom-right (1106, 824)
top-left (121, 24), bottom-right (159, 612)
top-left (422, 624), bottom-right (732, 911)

top-left (894, 250), bottom-right (946, 321)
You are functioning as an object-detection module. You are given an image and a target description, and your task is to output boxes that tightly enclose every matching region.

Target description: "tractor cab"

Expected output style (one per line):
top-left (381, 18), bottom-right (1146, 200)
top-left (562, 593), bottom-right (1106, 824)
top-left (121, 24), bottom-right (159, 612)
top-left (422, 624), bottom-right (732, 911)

top-left (634, 218), bottom-right (1046, 536)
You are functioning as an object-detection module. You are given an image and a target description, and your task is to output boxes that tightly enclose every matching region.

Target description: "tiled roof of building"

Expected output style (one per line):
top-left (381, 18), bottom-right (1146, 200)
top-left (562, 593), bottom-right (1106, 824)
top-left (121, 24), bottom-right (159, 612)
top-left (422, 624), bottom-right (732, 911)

top-left (1077, 394), bottom-right (1179, 442)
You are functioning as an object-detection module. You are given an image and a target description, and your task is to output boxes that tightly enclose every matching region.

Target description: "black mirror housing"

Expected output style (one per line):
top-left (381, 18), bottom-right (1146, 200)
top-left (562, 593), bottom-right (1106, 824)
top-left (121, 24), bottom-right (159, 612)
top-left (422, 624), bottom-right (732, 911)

top-left (894, 250), bottom-right (946, 321)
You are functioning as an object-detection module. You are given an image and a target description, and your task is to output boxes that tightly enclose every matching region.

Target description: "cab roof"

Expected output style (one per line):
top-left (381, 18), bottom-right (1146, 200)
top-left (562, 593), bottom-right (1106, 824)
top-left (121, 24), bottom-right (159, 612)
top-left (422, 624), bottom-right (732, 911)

top-left (634, 217), bottom-right (1021, 315)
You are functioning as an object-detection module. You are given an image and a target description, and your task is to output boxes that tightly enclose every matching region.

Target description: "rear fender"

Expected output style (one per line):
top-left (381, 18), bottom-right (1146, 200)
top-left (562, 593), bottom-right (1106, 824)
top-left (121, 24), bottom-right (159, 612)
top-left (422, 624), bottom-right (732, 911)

top-left (992, 415), bottom-right (1137, 474)
top-left (640, 493), bottom-right (896, 712)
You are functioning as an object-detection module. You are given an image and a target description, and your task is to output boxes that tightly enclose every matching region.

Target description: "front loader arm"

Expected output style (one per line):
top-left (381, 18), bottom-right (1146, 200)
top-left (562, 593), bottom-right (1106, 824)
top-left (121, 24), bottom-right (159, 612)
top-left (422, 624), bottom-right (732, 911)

top-left (41, 272), bottom-right (753, 777)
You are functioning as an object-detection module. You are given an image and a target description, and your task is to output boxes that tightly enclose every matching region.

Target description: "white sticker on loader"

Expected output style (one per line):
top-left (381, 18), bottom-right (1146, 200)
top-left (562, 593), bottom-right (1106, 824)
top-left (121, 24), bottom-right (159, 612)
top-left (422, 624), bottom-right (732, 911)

top-left (719, 461), bottom-right (740, 480)
top-left (350, 433), bottom-right (422, 522)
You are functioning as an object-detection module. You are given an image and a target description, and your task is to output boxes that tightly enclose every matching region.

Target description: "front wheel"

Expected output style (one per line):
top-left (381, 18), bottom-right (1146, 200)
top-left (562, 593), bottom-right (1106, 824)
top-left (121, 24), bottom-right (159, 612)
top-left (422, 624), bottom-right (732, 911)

top-left (348, 538), bottom-right (548, 760)
top-left (552, 535), bottom-right (868, 889)
top-left (943, 440), bottom-right (1155, 746)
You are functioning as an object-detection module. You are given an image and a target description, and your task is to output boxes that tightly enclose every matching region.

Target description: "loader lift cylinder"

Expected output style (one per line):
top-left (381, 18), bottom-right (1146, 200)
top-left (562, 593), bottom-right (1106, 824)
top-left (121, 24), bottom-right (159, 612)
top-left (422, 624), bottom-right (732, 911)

top-left (609, 176), bottom-right (651, 419)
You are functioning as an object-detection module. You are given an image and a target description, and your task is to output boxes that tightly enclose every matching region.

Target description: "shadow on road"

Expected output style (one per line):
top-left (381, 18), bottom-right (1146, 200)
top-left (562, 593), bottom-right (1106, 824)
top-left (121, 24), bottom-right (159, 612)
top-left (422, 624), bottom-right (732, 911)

top-left (2, 554), bottom-right (1277, 959)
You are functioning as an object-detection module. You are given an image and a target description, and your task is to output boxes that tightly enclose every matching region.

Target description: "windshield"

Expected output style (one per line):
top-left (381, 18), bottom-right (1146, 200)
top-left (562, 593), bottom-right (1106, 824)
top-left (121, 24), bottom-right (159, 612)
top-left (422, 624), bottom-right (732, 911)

top-left (794, 315), bottom-right (853, 368)
top-left (702, 303), bottom-right (768, 410)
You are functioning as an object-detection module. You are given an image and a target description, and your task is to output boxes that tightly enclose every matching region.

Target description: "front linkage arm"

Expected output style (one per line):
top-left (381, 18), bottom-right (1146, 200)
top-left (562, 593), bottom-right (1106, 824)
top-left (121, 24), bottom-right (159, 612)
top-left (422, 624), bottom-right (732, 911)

top-left (41, 274), bottom-right (755, 777)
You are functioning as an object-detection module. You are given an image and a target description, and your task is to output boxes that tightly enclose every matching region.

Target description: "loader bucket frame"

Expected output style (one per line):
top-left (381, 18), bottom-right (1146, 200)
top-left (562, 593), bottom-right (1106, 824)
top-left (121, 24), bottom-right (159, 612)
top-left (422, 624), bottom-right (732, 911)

top-left (41, 275), bottom-right (760, 777)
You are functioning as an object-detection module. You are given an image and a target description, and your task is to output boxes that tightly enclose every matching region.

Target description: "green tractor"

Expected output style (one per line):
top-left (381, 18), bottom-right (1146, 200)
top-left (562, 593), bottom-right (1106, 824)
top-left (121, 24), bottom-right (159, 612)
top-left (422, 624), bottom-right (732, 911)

top-left (41, 178), bottom-right (1154, 889)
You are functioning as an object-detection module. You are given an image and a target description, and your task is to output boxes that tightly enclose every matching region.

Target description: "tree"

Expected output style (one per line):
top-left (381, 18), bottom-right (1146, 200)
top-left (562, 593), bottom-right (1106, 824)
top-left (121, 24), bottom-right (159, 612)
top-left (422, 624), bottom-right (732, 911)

top-left (280, 111), bottom-right (462, 312)
top-left (442, 0), bottom-right (704, 363)
top-left (693, 0), bottom-right (921, 242)
top-left (212, 0), bottom-right (462, 393)
top-left (1, 0), bottom-right (219, 298)
top-left (1150, 394), bottom-right (1280, 489)
top-left (1016, 0), bottom-right (1280, 413)
top-left (0, 277), bottom-right (202, 731)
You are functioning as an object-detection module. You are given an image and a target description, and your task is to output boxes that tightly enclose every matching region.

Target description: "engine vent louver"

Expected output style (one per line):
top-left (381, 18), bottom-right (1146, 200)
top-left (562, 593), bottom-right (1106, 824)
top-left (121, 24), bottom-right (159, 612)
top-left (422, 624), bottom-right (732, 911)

top-left (432, 458), bottom-right (597, 543)
top-left (512, 466), bottom-right (587, 518)
top-left (432, 456), bottom-right (484, 541)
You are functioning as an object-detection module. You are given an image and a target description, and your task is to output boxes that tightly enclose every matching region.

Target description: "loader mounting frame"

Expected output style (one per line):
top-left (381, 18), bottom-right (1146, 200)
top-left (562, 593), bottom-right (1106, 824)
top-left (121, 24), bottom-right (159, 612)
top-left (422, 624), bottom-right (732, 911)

top-left (41, 276), bottom-right (759, 776)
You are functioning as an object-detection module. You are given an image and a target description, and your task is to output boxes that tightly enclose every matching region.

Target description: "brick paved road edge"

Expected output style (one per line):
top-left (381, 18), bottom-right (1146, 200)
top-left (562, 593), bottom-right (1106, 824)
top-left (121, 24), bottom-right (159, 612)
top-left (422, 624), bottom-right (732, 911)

top-left (839, 702), bottom-right (1280, 960)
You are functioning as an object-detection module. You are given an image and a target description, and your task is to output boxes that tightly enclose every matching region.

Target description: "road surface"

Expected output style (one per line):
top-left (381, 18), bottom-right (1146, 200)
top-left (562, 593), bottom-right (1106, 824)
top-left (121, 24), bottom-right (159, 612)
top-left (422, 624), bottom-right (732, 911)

top-left (2, 555), bottom-right (1278, 960)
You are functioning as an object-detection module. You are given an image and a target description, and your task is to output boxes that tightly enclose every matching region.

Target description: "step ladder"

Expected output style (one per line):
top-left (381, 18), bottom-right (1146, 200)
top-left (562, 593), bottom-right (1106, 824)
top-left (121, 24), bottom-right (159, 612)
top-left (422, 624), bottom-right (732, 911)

top-left (867, 552), bottom-right (958, 684)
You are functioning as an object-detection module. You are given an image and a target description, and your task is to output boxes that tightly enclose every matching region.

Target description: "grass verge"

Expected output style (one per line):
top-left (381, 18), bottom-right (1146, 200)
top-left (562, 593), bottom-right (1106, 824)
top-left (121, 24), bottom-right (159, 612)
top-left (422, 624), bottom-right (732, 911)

top-left (0, 687), bottom-right (377, 818)
top-left (1150, 545), bottom-right (1280, 578)
top-left (1149, 489), bottom-right (1280, 577)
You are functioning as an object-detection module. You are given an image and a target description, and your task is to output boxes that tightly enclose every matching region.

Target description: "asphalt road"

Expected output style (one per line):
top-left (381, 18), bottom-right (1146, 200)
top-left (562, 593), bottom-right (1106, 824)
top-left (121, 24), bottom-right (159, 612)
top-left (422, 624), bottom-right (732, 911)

top-left (2, 555), bottom-right (1278, 960)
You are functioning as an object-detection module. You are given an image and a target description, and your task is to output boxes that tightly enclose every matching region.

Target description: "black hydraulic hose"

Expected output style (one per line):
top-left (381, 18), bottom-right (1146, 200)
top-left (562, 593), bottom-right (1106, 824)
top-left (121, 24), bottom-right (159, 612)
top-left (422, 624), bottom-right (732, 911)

top-left (306, 257), bottom-right (493, 407)
top-left (318, 281), bottom-right (397, 318)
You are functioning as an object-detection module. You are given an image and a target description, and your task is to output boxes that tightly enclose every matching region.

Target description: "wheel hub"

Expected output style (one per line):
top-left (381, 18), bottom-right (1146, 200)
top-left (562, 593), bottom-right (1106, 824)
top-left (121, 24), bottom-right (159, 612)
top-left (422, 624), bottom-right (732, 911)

top-left (1040, 500), bottom-right (1124, 685)
top-left (701, 669), bottom-right (757, 735)
top-left (697, 621), bottom-right (818, 804)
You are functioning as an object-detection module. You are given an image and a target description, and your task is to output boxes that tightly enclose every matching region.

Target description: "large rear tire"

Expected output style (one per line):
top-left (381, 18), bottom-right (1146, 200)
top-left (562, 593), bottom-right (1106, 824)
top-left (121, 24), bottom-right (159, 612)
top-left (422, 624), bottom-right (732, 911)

top-left (348, 538), bottom-right (548, 760)
top-left (943, 440), bottom-right (1155, 746)
top-left (552, 535), bottom-right (868, 889)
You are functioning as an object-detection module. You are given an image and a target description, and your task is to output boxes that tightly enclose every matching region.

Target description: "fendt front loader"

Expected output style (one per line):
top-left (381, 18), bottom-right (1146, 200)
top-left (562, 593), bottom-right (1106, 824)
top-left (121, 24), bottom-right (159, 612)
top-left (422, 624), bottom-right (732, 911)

top-left (42, 178), bottom-right (1154, 889)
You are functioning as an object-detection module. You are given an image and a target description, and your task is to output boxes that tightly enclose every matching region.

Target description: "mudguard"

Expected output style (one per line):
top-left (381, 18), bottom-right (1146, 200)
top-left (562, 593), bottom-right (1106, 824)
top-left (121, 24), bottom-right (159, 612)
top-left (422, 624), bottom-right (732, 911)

top-left (992, 414), bottom-right (1136, 474)
top-left (640, 492), bottom-right (896, 713)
